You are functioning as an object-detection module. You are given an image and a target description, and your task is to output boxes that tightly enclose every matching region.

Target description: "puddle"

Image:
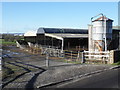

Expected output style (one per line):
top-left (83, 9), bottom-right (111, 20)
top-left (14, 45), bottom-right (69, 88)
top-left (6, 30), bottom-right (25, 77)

top-left (10, 52), bottom-right (19, 55)
top-left (2, 49), bottom-right (24, 58)
top-left (2, 55), bottom-right (8, 58)
top-left (7, 50), bottom-right (10, 53)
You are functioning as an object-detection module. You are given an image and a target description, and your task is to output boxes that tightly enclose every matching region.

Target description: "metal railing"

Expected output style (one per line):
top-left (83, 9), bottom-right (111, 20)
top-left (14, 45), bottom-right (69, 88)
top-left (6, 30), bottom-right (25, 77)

top-left (40, 46), bottom-right (84, 63)
top-left (16, 41), bottom-right (112, 64)
top-left (40, 45), bottom-right (64, 57)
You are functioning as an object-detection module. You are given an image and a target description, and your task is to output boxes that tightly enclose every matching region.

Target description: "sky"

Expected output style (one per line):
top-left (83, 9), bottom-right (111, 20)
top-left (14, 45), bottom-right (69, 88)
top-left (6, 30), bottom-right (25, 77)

top-left (1, 2), bottom-right (119, 33)
top-left (118, 1), bottom-right (120, 26)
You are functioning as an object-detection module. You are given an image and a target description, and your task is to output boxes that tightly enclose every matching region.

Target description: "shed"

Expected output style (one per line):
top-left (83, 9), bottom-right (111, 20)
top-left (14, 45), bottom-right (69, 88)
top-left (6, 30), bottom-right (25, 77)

top-left (24, 27), bottom-right (88, 51)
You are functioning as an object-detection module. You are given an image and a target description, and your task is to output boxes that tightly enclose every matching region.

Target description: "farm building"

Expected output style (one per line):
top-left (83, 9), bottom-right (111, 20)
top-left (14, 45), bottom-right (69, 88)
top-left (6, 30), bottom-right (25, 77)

top-left (24, 27), bottom-right (120, 51)
top-left (88, 14), bottom-right (120, 52)
top-left (24, 28), bottom-right (88, 51)
top-left (112, 28), bottom-right (120, 50)
top-left (18, 14), bottom-right (120, 64)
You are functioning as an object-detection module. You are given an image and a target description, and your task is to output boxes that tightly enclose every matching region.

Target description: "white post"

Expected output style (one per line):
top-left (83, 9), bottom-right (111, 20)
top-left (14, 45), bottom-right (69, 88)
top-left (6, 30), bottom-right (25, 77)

top-left (88, 25), bottom-right (93, 52)
top-left (46, 52), bottom-right (49, 67)
top-left (88, 25), bottom-right (93, 59)
top-left (81, 52), bottom-right (84, 63)
top-left (104, 37), bottom-right (107, 51)
top-left (104, 18), bottom-right (107, 51)
top-left (61, 38), bottom-right (64, 52)
top-left (71, 51), bottom-right (72, 59)
top-left (77, 51), bottom-right (80, 61)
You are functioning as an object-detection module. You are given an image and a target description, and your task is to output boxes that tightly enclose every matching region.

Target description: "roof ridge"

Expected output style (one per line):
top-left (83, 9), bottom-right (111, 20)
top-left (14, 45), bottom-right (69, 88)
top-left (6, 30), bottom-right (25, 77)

top-left (92, 16), bottom-right (113, 22)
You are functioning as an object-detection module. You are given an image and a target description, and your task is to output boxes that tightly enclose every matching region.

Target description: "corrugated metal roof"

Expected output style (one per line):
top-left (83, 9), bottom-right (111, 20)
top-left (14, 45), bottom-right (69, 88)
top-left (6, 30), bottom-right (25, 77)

top-left (24, 27), bottom-right (88, 37)
top-left (92, 16), bottom-right (113, 22)
top-left (37, 27), bottom-right (88, 34)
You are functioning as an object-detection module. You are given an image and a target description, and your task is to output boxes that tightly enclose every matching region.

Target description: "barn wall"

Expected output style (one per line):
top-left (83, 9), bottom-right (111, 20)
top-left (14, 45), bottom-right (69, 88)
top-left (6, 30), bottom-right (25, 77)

top-left (37, 34), bottom-right (45, 45)
top-left (110, 30), bottom-right (120, 50)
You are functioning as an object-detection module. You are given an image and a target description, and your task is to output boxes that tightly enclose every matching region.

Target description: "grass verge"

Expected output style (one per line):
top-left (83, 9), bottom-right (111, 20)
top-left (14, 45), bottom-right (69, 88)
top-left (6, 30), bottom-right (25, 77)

top-left (112, 61), bottom-right (120, 65)
top-left (0, 39), bottom-right (16, 45)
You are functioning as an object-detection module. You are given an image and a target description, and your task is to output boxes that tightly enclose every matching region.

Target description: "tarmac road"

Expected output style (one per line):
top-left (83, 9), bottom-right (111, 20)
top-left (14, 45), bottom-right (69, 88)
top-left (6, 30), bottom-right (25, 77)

top-left (57, 68), bottom-right (120, 88)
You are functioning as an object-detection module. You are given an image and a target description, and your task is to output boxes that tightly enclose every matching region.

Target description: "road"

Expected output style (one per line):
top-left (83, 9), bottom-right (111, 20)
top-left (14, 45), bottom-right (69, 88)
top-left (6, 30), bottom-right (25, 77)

top-left (57, 68), bottom-right (120, 88)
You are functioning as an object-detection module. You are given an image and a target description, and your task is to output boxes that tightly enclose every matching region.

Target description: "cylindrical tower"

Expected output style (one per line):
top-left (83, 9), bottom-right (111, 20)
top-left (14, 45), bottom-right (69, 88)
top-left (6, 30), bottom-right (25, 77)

top-left (89, 14), bottom-right (113, 52)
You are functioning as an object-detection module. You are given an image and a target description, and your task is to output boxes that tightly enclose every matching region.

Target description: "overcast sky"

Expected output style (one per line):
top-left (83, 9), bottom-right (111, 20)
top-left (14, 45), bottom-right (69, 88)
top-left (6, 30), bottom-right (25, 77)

top-left (1, 1), bottom-right (119, 33)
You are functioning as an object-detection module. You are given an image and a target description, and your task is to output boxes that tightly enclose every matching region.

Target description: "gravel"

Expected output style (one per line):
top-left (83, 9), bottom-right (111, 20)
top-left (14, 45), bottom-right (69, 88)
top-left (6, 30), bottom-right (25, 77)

top-left (3, 62), bottom-right (114, 88)
top-left (34, 64), bottom-right (113, 88)
top-left (2, 46), bottom-right (115, 89)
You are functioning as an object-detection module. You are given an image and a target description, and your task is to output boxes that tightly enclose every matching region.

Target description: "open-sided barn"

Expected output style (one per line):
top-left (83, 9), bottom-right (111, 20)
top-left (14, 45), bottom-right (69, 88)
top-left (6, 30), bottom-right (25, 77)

top-left (24, 27), bottom-right (120, 51)
top-left (24, 28), bottom-right (88, 51)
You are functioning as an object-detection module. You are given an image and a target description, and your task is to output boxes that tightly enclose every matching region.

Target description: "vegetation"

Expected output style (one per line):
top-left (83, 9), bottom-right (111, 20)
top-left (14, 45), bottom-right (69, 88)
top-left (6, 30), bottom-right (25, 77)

top-left (0, 39), bottom-right (16, 45)
top-left (112, 61), bottom-right (120, 65)
top-left (2, 34), bottom-right (24, 42)
top-left (0, 33), bottom-right (24, 45)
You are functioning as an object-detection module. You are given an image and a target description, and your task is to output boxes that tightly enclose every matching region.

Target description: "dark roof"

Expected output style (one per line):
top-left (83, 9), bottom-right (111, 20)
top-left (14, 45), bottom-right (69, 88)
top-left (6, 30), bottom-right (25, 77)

top-left (38, 28), bottom-right (88, 34)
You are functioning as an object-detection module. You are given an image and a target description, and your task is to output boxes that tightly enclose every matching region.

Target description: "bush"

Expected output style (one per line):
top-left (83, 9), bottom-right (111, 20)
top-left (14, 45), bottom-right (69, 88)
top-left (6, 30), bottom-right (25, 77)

top-left (112, 61), bottom-right (120, 65)
top-left (2, 34), bottom-right (24, 42)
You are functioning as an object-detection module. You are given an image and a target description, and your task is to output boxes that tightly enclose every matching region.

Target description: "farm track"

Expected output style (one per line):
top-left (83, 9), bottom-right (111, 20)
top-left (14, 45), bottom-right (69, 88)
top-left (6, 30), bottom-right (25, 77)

top-left (2, 46), bottom-right (47, 88)
top-left (3, 60), bottom-right (46, 88)
top-left (2, 46), bottom-right (69, 88)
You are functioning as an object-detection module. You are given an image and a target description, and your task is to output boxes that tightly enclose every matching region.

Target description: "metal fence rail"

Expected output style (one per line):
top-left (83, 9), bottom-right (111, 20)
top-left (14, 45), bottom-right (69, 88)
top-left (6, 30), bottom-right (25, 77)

top-left (16, 41), bottom-right (113, 64)
top-left (63, 50), bottom-right (84, 63)
top-left (40, 46), bottom-right (64, 57)
top-left (40, 46), bottom-right (84, 63)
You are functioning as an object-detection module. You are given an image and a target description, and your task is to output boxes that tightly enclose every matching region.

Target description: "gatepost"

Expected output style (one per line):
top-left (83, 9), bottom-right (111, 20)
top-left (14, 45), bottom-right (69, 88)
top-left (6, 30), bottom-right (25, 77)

top-left (81, 51), bottom-right (85, 63)
top-left (46, 52), bottom-right (49, 67)
top-left (109, 50), bottom-right (114, 64)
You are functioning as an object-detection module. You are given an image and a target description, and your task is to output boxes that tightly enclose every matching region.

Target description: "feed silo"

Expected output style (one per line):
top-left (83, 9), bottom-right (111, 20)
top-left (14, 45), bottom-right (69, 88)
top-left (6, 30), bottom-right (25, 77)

top-left (88, 14), bottom-right (113, 52)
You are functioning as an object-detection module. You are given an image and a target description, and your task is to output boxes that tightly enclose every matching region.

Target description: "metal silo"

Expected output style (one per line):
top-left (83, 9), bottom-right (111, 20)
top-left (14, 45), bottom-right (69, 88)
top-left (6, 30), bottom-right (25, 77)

top-left (89, 14), bottom-right (113, 52)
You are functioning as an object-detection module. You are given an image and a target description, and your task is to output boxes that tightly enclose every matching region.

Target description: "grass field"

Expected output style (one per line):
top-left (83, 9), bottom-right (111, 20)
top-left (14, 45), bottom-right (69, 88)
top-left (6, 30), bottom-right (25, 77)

top-left (0, 39), bottom-right (16, 45)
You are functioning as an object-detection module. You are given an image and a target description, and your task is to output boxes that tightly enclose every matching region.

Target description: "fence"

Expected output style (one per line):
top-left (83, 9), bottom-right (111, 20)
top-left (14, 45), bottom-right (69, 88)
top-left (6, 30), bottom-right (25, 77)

top-left (27, 44), bottom-right (84, 63)
top-left (40, 46), bottom-right (84, 63)
top-left (16, 41), bottom-right (119, 64)
top-left (63, 50), bottom-right (84, 63)
top-left (83, 51), bottom-right (110, 64)
top-left (40, 46), bottom-right (64, 57)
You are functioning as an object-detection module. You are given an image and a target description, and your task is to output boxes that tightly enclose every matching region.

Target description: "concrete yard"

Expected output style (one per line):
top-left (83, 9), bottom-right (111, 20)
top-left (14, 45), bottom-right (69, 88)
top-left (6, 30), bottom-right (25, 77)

top-left (2, 46), bottom-right (119, 89)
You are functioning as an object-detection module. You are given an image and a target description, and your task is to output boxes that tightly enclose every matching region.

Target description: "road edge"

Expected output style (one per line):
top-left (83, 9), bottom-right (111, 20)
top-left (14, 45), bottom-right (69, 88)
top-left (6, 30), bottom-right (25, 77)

top-left (37, 65), bottom-right (120, 88)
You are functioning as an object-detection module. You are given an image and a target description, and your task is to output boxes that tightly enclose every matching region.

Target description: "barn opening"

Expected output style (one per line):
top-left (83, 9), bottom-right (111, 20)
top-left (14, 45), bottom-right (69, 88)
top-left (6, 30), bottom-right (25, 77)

top-left (24, 28), bottom-right (88, 51)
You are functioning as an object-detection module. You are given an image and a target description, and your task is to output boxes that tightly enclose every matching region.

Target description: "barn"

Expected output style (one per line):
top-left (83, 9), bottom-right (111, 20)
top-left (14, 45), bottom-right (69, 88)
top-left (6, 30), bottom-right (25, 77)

top-left (24, 26), bottom-right (120, 51)
top-left (24, 27), bottom-right (88, 51)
